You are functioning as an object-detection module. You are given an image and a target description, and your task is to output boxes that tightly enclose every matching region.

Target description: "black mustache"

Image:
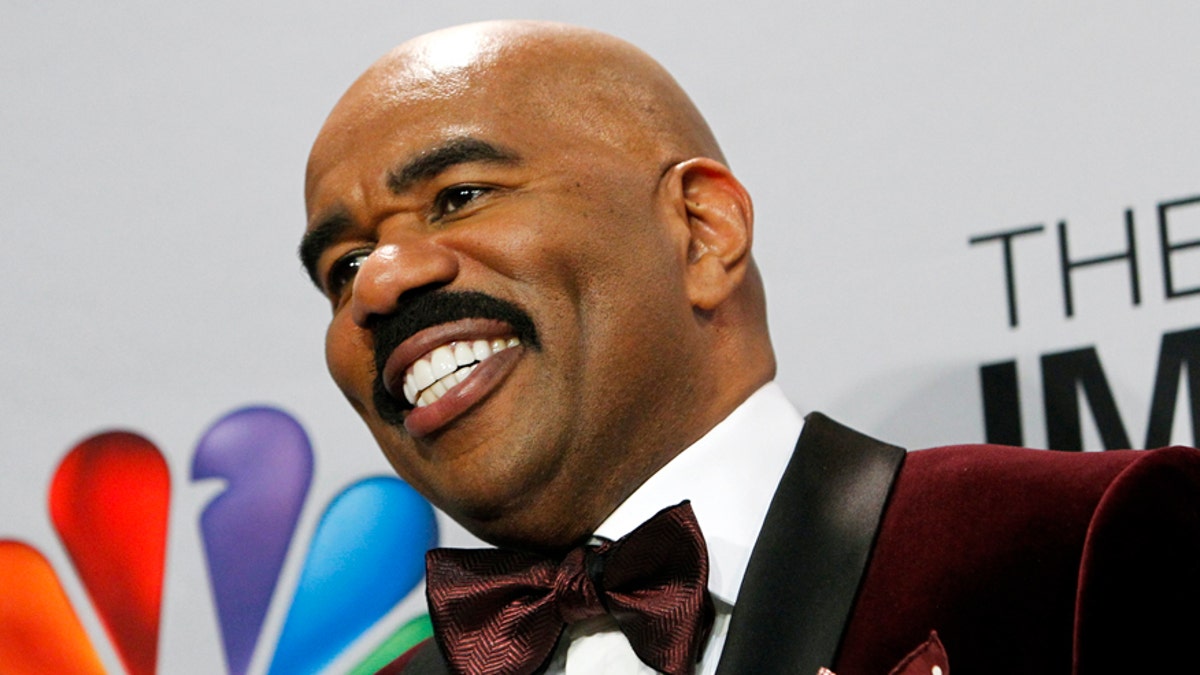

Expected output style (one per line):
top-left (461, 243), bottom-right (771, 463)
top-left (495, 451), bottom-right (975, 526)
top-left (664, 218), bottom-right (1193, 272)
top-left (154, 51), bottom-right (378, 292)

top-left (371, 290), bottom-right (540, 423)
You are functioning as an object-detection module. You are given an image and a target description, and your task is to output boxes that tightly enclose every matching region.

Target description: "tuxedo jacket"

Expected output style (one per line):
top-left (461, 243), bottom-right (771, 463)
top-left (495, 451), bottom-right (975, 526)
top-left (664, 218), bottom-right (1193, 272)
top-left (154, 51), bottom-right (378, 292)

top-left (384, 413), bottom-right (1200, 674)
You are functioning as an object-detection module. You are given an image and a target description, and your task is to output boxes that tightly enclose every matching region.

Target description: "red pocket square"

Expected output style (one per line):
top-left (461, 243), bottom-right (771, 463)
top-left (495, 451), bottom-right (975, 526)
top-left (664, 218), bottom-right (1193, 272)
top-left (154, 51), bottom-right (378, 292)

top-left (818, 631), bottom-right (948, 675)
top-left (887, 631), bottom-right (948, 675)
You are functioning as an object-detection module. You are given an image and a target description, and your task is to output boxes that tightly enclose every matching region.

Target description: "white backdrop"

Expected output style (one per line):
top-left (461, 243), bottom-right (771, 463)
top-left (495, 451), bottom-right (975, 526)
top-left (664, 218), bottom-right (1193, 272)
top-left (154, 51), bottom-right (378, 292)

top-left (3, 2), bottom-right (1198, 673)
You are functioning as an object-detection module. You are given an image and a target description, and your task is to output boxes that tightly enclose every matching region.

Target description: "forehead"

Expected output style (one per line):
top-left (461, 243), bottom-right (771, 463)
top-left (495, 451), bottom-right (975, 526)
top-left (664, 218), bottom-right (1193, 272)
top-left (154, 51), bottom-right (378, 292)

top-left (306, 39), bottom-right (663, 209)
top-left (314, 83), bottom-right (560, 209)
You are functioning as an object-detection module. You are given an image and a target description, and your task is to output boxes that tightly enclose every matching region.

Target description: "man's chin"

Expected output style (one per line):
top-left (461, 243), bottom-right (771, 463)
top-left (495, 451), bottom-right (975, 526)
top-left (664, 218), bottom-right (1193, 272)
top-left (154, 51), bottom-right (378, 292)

top-left (420, 476), bottom-right (596, 553)
top-left (456, 509), bottom-right (595, 555)
top-left (368, 411), bottom-right (594, 551)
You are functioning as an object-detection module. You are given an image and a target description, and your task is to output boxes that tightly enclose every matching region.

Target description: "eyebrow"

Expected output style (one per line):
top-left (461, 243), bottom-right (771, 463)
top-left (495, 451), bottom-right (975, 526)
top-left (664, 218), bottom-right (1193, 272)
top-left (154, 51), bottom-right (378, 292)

top-left (386, 137), bottom-right (519, 193)
top-left (298, 137), bottom-right (520, 288)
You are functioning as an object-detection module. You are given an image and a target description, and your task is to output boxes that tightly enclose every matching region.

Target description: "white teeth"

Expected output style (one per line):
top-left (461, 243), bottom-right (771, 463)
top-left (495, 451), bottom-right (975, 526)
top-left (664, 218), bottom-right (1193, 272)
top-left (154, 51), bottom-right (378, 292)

top-left (402, 338), bottom-right (520, 407)
top-left (430, 346), bottom-right (456, 378)
top-left (412, 359), bottom-right (435, 391)
top-left (472, 339), bottom-right (492, 361)
top-left (454, 342), bottom-right (475, 366)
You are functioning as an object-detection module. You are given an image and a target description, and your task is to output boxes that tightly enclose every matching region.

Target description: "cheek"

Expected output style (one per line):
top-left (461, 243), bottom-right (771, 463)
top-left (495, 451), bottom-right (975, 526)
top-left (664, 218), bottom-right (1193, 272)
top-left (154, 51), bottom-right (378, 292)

top-left (324, 315), bottom-right (376, 403)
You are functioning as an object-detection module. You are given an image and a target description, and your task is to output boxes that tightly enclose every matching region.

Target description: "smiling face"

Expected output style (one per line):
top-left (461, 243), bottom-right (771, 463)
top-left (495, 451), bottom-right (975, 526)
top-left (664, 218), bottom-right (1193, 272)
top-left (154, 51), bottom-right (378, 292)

top-left (303, 22), bottom-right (771, 551)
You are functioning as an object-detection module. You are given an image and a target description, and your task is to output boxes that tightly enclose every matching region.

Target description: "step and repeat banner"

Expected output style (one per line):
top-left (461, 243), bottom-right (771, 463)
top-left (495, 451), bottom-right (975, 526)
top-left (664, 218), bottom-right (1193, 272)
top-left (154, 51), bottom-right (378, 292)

top-left (3, 2), bottom-right (1197, 674)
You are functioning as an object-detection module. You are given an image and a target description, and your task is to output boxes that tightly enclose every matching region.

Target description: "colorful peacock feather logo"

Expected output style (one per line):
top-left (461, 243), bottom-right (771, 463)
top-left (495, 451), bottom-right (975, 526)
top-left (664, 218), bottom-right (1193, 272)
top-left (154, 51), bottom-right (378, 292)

top-left (0, 406), bottom-right (438, 674)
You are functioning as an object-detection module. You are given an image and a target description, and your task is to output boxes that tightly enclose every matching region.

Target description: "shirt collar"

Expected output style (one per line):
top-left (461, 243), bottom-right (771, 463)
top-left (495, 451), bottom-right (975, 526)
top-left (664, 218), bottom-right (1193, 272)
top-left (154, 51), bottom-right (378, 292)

top-left (593, 382), bottom-right (803, 605)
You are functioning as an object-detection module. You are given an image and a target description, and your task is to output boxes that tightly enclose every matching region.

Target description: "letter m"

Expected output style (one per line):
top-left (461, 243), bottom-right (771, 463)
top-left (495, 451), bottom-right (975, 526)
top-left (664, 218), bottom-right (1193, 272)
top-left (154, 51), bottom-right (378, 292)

top-left (1042, 328), bottom-right (1200, 450)
top-left (1144, 327), bottom-right (1200, 448)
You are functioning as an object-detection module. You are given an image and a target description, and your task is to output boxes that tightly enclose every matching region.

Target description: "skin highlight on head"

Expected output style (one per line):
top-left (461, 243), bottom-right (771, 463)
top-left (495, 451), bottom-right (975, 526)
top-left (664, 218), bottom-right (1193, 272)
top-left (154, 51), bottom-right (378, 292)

top-left (304, 20), bottom-right (775, 553)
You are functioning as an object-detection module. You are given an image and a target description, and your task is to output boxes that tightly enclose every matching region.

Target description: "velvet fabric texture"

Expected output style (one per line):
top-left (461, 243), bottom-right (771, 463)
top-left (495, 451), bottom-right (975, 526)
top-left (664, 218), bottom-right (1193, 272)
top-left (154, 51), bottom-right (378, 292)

top-left (836, 444), bottom-right (1200, 674)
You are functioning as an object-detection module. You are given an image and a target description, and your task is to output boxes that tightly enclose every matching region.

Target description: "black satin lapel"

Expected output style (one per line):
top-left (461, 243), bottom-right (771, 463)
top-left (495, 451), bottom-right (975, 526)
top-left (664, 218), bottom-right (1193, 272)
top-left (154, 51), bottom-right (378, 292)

top-left (396, 640), bottom-right (451, 675)
top-left (714, 412), bottom-right (905, 675)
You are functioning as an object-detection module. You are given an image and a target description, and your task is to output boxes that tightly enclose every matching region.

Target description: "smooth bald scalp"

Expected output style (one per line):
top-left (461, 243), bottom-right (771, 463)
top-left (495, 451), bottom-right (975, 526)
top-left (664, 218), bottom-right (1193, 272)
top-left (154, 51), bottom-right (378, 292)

top-left (308, 21), bottom-right (726, 197)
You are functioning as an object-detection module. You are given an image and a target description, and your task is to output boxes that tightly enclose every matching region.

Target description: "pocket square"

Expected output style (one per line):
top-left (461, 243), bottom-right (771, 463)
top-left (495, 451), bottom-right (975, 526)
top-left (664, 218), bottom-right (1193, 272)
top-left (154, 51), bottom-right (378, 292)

top-left (886, 631), bottom-right (948, 675)
top-left (815, 631), bottom-right (948, 675)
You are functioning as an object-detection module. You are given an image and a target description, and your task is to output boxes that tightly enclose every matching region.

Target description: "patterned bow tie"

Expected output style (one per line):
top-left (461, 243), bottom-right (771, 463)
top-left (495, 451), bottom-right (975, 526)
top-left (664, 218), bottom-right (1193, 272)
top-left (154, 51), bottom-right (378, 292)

top-left (425, 501), bottom-right (715, 675)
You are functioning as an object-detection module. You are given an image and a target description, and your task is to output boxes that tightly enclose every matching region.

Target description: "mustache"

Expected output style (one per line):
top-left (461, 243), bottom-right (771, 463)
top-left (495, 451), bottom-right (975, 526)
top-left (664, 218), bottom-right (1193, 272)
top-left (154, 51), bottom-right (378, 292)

top-left (371, 290), bottom-right (540, 423)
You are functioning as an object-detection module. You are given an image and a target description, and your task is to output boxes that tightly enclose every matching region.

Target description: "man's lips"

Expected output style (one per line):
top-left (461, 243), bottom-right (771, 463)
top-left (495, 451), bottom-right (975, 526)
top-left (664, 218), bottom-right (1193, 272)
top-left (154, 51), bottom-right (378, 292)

top-left (399, 336), bottom-right (522, 407)
top-left (380, 319), bottom-right (525, 437)
top-left (382, 318), bottom-right (516, 402)
top-left (369, 290), bottom-right (539, 431)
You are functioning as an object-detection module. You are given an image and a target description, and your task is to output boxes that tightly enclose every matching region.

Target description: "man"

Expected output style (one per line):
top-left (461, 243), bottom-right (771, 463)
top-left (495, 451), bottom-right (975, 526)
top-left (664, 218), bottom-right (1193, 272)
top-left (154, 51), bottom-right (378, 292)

top-left (301, 20), bottom-right (1200, 674)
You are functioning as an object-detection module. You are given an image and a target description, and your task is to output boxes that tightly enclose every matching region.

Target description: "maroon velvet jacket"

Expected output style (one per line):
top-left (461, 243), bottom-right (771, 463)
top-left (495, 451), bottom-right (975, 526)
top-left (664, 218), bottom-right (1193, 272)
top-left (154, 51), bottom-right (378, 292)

top-left (383, 414), bottom-right (1200, 674)
top-left (838, 439), bottom-right (1200, 674)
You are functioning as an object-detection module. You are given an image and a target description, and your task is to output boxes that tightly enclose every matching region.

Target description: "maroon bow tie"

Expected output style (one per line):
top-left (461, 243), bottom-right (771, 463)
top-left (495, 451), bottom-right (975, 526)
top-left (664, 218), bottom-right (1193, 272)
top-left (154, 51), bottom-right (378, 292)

top-left (425, 501), bottom-right (715, 675)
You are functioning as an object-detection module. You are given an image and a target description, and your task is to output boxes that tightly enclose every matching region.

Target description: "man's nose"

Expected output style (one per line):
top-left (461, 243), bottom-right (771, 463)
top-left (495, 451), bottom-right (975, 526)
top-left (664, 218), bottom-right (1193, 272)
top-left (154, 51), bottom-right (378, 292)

top-left (349, 237), bottom-right (459, 327)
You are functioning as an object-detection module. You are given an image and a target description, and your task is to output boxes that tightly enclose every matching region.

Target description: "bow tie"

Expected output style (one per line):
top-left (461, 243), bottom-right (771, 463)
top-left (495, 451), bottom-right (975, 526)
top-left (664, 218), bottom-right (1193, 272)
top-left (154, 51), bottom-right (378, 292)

top-left (425, 501), bottom-right (715, 675)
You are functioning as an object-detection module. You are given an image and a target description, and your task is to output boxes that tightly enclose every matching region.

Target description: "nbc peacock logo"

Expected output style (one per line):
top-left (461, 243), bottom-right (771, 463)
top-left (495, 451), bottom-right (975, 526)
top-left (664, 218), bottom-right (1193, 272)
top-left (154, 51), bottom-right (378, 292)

top-left (0, 406), bottom-right (438, 675)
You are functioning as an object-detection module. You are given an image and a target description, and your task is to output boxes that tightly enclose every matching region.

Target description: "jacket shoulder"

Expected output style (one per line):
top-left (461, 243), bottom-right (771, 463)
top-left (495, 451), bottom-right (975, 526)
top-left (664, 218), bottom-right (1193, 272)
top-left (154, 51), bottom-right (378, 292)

top-left (1073, 446), bottom-right (1200, 671)
top-left (837, 444), bottom-right (1200, 675)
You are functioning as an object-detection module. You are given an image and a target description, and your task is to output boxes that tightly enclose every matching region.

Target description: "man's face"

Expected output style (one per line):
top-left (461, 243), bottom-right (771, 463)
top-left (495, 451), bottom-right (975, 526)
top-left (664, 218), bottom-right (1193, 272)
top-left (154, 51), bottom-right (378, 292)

top-left (302, 50), bottom-right (704, 548)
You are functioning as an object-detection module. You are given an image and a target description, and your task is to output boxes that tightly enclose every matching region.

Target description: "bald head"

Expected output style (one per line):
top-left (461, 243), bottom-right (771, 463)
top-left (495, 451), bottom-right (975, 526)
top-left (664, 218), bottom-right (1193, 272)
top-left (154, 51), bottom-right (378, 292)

top-left (309, 21), bottom-right (724, 196)
top-left (305, 21), bottom-right (774, 549)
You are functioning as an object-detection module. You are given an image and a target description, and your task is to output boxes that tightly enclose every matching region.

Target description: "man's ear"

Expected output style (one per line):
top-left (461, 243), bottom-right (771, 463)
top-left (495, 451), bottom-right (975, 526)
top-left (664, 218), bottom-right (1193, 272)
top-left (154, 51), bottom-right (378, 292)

top-left (662, 157), bottom-right (754, 311)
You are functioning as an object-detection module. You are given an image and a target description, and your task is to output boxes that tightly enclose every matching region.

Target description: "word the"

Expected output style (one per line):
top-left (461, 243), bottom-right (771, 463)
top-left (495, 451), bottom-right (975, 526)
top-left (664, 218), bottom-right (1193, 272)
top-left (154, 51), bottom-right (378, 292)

top-left (969, 195), bottom-right (1200, 327)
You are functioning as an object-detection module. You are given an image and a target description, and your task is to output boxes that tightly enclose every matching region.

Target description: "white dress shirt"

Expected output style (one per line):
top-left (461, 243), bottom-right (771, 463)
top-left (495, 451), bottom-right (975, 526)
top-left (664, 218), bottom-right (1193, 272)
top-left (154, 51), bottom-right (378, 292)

top-left (543, 382), bottom-right (805, 674)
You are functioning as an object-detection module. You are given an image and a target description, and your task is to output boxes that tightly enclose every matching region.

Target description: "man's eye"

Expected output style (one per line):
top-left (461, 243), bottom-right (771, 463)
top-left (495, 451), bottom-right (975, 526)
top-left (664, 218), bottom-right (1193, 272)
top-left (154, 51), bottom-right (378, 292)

top-left (434, 185), bottom-right (490, 219)
top-left (324, 251), bottom-right (368, 299)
